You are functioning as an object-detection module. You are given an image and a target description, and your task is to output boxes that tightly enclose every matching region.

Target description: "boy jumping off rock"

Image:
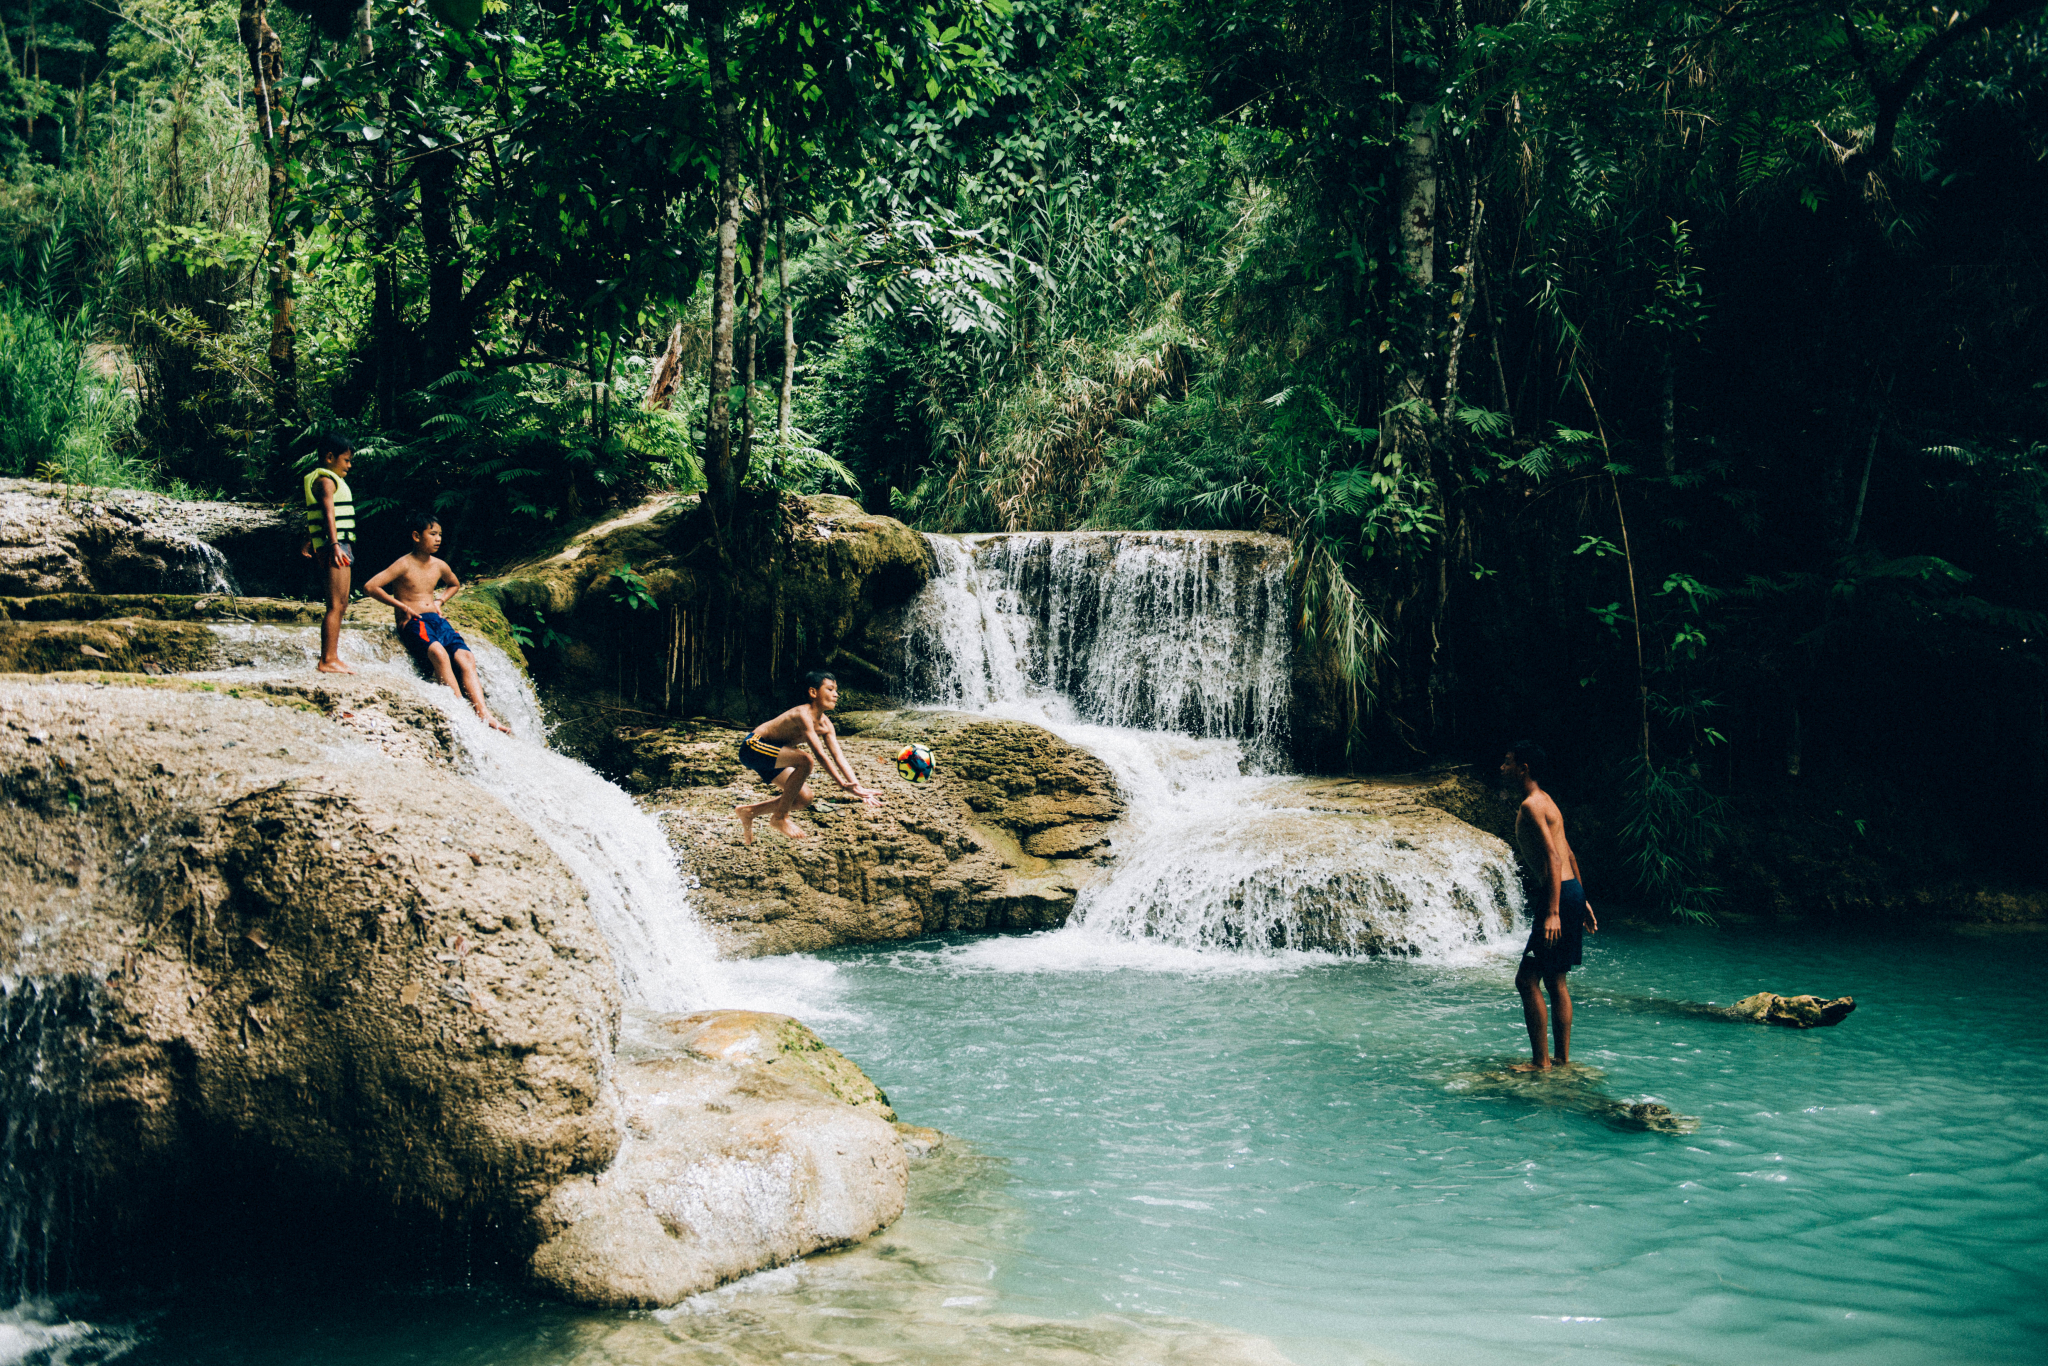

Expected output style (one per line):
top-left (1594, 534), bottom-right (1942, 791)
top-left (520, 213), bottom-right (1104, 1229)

top-left (361, 511), bottom-right (509, 733)
top-left (734, 670), bottom-right (881, 844)
top-left (299, 432), bottom-right (356, 674)
top-left (1503, 741), bottom-right (1598, 1071)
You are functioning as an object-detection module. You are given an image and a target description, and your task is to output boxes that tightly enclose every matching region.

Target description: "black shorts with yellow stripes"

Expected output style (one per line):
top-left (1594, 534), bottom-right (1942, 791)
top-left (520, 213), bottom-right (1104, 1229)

top-left (737, 733), bottom-right (786, 783)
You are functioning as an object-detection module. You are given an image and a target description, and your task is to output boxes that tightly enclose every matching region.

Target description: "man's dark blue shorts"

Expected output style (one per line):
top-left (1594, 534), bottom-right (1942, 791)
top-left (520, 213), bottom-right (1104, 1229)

top-left (399, 611), bottom-right (469, 665)
top-left (1521, 878), bottom-right (1588, 976)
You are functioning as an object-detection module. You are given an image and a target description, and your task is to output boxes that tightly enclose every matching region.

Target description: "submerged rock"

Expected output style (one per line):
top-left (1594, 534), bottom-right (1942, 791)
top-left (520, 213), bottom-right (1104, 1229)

top-left (1453, 1067), bottom-right (1700, 1135)
top-left (618, 712), bottom-right (1121, 956)
top-left (1725, 992), bottom-right (1857, 1027)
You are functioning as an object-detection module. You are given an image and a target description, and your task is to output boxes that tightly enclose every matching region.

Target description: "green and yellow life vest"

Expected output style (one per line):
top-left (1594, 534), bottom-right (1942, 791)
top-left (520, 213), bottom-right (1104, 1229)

top-left (302, 465), bottom-right (356, 547)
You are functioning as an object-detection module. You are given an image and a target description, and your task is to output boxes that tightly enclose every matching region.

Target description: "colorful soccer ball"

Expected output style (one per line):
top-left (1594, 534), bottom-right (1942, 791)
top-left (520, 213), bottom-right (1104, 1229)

top-left (896, 743), bottom-right (935, 783)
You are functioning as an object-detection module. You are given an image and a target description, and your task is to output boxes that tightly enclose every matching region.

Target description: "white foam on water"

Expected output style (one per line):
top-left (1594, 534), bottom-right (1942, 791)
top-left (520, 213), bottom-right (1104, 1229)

top-left (899, 535), bottom-right (1524, 964)
top-left (0, 1302), bottom-right (128, 1365)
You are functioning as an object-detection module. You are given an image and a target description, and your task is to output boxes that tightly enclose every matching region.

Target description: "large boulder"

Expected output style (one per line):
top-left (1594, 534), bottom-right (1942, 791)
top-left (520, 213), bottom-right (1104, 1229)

top-left (0, 677), bottom-right (623, 1276)
top-left (611, 712), bottom-right (1123, 956)
top-left (530, 1010), bottom-right (910, 1308)
top-left (0, 676), bottom-right (917, 1304)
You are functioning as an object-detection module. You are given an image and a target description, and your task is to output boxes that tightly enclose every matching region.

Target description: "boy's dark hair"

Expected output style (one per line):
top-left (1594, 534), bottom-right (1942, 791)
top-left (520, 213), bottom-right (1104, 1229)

top-left (1509, 740), bottom-right (1547, 780)
top-left (312, 431), bottom-right (353, 463)
top-left (404, 507), bottom-right (441, 536)
top-left (802, 669), bottom-right (838, 697)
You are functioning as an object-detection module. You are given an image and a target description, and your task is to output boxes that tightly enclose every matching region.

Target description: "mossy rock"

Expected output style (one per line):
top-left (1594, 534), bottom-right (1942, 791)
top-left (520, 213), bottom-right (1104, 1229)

top-left (0, 593), bottom-right (322, 625)
top-left (651, 1010), bottom-right (896, 1120)
top-left (0, 618), bottom-right (226, 675)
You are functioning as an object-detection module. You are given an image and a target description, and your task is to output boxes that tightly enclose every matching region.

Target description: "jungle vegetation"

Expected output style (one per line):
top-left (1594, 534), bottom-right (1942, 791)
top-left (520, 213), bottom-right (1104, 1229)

top-left (4, 0), bottom-right (2046, 916)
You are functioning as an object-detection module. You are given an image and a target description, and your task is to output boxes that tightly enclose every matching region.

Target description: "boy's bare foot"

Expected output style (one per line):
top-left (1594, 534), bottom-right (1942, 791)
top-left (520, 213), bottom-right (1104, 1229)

top-left (768, 814), bottom-right (807, 841)
top-left (736, 805), bottom-right (756, 846)
top-left (316, 659), bottom-right (356, 674)
top-left (477, 706), bottom-right (510, 734)
top-left (1511, 1060), bottom-right (1553, 1073)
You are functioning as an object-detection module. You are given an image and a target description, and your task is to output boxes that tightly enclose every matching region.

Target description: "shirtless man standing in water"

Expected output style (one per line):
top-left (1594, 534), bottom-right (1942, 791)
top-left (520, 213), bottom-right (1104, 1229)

top-left (734, 671), bottom-right (882, 844)
top-left (1503, 741), bottom-right (1598, 1071)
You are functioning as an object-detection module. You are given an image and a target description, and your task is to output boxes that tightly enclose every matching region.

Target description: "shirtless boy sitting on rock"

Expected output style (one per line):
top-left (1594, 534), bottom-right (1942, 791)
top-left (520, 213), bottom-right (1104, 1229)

top-left (735, 670), bottom-right (881, 844)
top-left (361, 511), bottom-right (509, 733)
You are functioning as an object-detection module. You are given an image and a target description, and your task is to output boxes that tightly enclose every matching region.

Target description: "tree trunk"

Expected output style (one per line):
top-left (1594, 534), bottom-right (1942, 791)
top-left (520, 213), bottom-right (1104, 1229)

top-left (417, 70), bottom-right (466, 380)
top-left (740, 130), bottom-right (768, 471)
top-left (777, 209), bottom-right (794, 438)
top-left (1441, 187), bottom-right (1482, 412)
top-left (1396, 101), bottom-right (1437, 408)
top-left (362, 0), bottom-right (399, 424)
top-left (239, 0), bottom-right (296, 447)
top-left (644, 321), bottom-right (686, 410)
top-left (701, 3), bottom-right (742, 522)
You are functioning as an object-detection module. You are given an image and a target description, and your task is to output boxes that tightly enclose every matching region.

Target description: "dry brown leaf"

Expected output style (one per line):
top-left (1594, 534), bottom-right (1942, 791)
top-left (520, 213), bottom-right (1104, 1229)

top-left (399, 982), bottom-right (421, 1007)
top-left (78, 643), bottom-right (110, 659)
top-left (244, 929), bottom-right (271, 952)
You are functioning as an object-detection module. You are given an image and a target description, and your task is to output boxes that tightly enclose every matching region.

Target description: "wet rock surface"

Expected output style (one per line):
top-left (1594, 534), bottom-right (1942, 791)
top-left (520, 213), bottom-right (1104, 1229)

top-left (0, 480), bottom-right (297, 597)
top-left (612, 711), bottom-right (1123, 956)
top-left (1726, 992), bottom-right (1857, 1027)
top-left (0, 676), bottom-right (920, 1305)
top-left (0, 678), bottom-right (625, 1264)
top-left (531, 1009), bottom-right (921, 1308)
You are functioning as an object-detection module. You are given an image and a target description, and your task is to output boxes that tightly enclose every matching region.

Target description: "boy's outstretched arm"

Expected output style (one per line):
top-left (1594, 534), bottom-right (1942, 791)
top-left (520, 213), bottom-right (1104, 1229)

top-left (360, 561), bottom-right (416, 623)
top-left (803, 720), bottom-right (881, 804)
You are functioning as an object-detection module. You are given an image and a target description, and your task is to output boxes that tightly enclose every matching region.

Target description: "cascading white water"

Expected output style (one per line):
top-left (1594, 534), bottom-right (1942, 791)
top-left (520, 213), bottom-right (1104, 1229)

top-left (194, 623), bottom-right (726, 1013)
top-left (900, 534), bottom-right (1522, 959)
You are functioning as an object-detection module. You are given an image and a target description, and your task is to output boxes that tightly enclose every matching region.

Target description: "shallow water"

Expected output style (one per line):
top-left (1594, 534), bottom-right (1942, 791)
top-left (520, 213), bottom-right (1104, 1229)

top-left (21, 921), bottom-right (2045, 1366)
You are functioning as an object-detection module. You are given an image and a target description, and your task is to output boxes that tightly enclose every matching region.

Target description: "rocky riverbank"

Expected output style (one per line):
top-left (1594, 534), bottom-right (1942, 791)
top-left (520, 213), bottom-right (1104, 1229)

top-left (607, 710), bottom-right (1122, 955)
top-left (0, 673), bottom-right (924, 1306)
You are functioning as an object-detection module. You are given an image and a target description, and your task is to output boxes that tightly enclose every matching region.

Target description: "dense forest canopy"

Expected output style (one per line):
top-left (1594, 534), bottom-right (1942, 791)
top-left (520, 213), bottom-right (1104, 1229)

top-left (4, 0), bottom-right (2046, 914)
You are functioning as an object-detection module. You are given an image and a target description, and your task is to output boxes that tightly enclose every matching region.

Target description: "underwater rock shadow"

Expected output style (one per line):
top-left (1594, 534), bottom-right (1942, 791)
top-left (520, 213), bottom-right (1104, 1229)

top-left (1448, 1065), bottom-right (1700, 1135)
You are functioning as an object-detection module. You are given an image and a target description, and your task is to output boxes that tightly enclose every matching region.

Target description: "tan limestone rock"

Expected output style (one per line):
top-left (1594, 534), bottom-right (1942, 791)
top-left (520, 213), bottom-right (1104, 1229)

top-left (1727, 992), bottom-right (1857, 1027)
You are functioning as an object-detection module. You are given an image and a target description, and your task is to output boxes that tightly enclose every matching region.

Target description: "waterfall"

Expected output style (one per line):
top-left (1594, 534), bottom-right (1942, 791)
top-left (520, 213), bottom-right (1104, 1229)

top-left (194, 624), bottom-right (726, 1013)
top-left (905, 532), bottom-right (1291, 767)
top-left (153, 531), bottom-right (241, 596)
top-left (899, 534), bottom-right (1522, 960)
top-left (0, 977), bottom-right (98, 1302)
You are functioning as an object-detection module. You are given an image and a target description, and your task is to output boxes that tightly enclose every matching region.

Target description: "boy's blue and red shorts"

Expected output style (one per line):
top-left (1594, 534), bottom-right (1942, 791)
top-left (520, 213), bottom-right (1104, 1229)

top-left (399, 611), bottom-right (469, 664)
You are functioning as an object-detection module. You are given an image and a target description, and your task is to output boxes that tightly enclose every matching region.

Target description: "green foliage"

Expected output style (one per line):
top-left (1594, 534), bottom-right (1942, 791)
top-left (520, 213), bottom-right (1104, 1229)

top-left (1618, 753), bottom-right (1728, 924)
top-left (605, 561), bottom-right (660, 612)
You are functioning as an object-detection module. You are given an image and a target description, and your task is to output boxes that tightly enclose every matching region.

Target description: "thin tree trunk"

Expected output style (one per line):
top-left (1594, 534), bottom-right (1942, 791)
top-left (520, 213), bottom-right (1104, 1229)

top-left (1441, 189), bottom-right (1482, 411)
top-left (740, 119), bottom-right (768, 472)
top-left (701, 2), bottom-right (741, 521)
top-left (362, 0), bottom-right (399, 424)
top-left (1846, 375), bottom-right (1894, 546)
top-left (239, 0), bottom-right (296, 444)
top-left (1396, 100), bottom-right (1438, 410)
top-left (777, 208), bottom-right (794, 438)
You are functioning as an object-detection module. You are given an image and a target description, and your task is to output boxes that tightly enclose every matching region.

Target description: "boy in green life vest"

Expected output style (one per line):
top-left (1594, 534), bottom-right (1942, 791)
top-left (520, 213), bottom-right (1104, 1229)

top-left (299, 432), bottom-right (357, 674)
